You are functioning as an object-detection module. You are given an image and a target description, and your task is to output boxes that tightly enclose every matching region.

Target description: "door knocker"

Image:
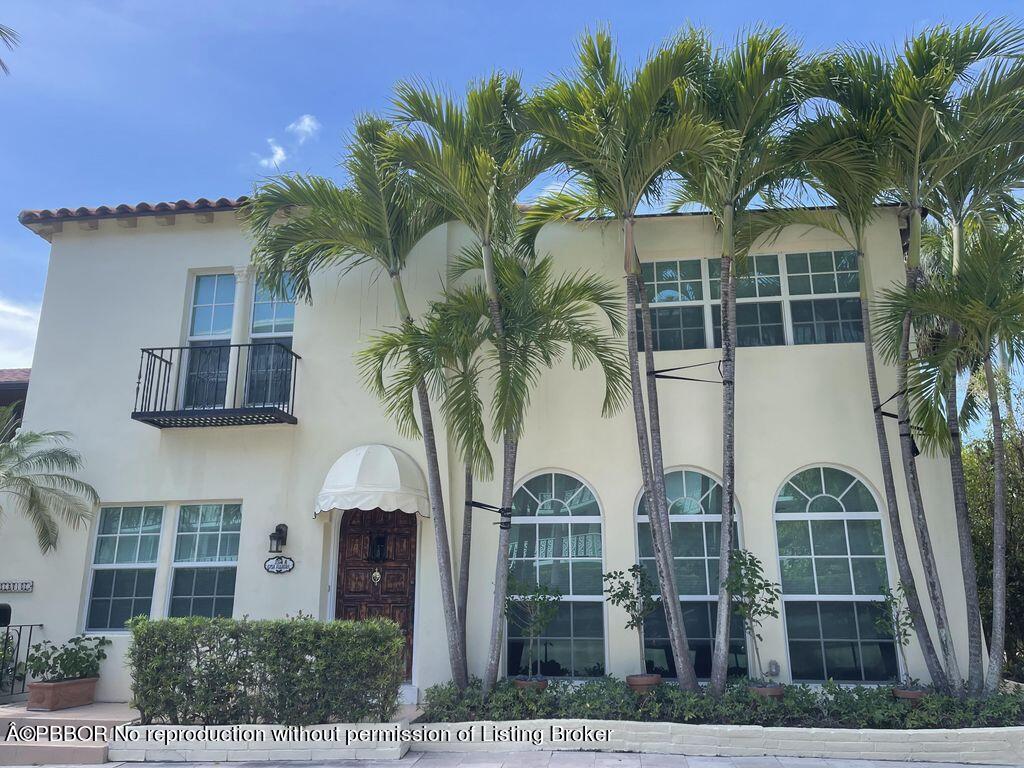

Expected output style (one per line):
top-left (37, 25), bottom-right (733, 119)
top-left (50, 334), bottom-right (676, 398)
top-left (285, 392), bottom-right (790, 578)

top-left (371, 569), bottom-right (382, 585)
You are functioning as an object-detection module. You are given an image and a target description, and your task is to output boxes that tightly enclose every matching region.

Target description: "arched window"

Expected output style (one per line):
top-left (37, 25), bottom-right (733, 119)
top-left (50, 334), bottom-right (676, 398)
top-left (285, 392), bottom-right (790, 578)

top-left (507, 472), bottom-right (605, 678)
top-left (774, 466), bottom-right (898, 682)
top-left (635, 469), bottom-right (746, 679)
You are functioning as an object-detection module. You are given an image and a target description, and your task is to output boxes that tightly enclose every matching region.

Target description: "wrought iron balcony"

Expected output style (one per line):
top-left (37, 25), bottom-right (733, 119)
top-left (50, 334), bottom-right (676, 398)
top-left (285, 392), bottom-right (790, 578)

top-left (131, 342), bottom-right (300, 428)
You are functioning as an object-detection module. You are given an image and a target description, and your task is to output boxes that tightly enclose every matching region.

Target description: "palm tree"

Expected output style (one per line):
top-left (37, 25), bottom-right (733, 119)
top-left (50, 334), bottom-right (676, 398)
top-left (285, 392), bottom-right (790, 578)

top-left (758, 49), bottom-right (951, 690)
top-left (523, 27), bottom-right (730, 690)
top-left (360, 248), bottom-right (630, 687)
top-left (0, 404), bottom-right (98, 553)
top-left (877, 223), bottom-right (1024, 693)
top-left (877, 19), bottom-right (1024, 691)
top-left (670, 27), bottom-right (805, 694)
top-left (391, 74), bottom-right (553, 693)
top-left (240, 117), bottom-right (471, 689)
top-left (0, 24), bottom-right (19, 76)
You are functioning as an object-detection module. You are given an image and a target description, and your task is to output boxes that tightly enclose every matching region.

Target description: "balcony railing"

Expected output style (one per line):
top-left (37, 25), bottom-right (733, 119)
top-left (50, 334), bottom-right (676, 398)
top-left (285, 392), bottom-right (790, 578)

top-left (1, 624), bottom-right (41, 701)
top-left (132, 342), bottom-right (300, 428)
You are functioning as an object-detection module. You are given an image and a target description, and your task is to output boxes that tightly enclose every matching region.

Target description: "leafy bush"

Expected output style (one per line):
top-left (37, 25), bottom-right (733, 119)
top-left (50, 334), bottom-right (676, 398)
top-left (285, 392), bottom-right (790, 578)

top-left (127, 615), bottom-right (404, 725)
top-left (27, 635), bottom-right (110, 682)
top-left (420, 678), bottom-right (1024, 729)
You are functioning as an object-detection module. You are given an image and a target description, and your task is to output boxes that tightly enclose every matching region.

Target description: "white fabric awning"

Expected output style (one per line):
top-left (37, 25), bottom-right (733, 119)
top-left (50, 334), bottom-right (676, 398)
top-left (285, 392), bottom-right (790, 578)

top-left (314, 444), bottom-right (430, 518)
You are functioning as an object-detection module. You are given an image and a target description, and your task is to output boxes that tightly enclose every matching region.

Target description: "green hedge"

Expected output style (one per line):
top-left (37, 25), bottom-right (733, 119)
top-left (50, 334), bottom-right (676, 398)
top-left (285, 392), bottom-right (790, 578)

top-left (127, 616), bottom-right (405, 725)
top-left (422, 678), bottom-right (1024, 729)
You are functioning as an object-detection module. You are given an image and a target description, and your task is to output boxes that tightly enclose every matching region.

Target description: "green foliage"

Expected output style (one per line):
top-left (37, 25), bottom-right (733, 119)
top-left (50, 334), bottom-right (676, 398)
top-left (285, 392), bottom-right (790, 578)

top-left (724, 549), bottom-right (780, 681)
top-left (876, 583), bottom-right (916, 686)
top-left (0, 402), bottom-right (98, 553)
top-left (420, 677), bottom-right (1024, 729)
top-left (965, 387), bottom-right (1024, 679)
top-left (126, 616), bottom-right (405, 725)
top-left (505, 576), bottom-right (561, 678)
top-left (26, 635), bottom-right (110, 682)
top-left (603, 565), bottom-right (658, 671)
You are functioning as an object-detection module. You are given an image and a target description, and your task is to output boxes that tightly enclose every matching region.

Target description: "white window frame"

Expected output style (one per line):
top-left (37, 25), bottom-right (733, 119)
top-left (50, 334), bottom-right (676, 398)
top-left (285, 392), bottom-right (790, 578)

top-left (83, 505), bottom-right (168, 634)
top-left (641, 250), bottom-right (863, 351)
top-left (772, 465), bottom-right (902, 683)
top-left (165, 503), bottom-right (241, 620)
top-left (506, 469), bottom-right (608, 679)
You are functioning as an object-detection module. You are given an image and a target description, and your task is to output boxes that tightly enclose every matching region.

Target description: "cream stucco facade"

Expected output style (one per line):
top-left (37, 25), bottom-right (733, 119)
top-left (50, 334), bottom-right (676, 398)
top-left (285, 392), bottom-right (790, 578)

top-left (3, 203), bottom-right (970, 702)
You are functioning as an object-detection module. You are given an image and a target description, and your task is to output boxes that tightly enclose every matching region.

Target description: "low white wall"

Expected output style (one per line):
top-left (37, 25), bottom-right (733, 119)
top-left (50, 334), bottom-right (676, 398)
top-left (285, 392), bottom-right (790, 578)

top-left (108, 719), bottom-right (1024, 765)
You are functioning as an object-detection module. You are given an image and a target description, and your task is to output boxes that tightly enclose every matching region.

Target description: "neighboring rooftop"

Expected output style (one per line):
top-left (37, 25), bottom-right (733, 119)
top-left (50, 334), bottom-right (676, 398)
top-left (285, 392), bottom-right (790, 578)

top-left (0, 368), bottom-right (30, 384)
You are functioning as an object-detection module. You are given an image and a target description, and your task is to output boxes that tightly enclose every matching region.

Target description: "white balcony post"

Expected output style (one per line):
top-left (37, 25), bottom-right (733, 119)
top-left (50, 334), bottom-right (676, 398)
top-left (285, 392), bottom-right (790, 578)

top-left (225, 265), bottom-right (254, 408)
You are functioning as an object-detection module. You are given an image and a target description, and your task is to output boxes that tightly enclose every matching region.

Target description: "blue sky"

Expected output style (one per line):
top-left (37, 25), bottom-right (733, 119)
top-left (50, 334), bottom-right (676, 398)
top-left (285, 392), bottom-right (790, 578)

top-left (0, 0), bottom-right (1015, 367)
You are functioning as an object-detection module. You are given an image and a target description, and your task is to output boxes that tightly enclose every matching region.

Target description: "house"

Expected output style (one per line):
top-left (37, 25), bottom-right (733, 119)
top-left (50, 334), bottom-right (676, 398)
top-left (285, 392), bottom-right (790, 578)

top-left (5, 196), bottom-right (971, 702)
top-left (0, 369), bottom-right (30, 418)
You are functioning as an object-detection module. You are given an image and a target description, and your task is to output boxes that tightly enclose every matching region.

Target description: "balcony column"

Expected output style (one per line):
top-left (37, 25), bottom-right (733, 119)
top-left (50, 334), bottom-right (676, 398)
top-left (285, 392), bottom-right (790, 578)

top-left (225, 264), bottom-right (254, 408)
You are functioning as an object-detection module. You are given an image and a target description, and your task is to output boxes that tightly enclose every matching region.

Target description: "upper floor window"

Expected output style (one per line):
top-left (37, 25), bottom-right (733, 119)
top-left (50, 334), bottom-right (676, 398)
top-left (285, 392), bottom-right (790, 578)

top-left (507, 472), bottom-right (605, 678)
top-left (774, 466), bottom-right (898, 682)
top-left (251, 276), bottom-right (296, 336)
top-left (639, 250), bottom-right (863, 351)
top-left (189, 273), bottom-right (236, 339)
top-left (636, 469), bottom-right (746, 680)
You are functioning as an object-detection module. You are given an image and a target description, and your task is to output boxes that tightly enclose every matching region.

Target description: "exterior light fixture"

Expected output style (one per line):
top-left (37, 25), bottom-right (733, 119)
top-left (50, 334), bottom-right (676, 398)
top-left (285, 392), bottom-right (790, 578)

top-left (268, 523), bottom-right (289, 554)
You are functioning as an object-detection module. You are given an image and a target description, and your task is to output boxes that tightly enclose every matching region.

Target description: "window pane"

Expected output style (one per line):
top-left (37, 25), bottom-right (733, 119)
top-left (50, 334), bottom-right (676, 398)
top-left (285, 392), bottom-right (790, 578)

top-left (811, 520), bottom-right (848, 555)
top-left (571, 561), bottom-right (603, 595)
top-left (538, 524), bottom-right (568, 558)
top-left (819, 602), bottom-right (858, 639)
top-left (781, 558), bottom-right (815, 593)
top-left (573, 602), bottom-right (603, 637)
top-left (569, 523), bottom-right (601, 557)
top-left (824, 641), bottom-right (862, 680)
top-left (785, 602), bottom-right (820, 639)
top-left (852, 558), bottom-right (888, 595)
top-left (815, 558), bottom-right (853, 594)
top-left (509, 525), bottom-right (535, 559)
top-left (848, 520), bottom-right (885, 555)
top-left (777, 521), bottom-right (811, 555)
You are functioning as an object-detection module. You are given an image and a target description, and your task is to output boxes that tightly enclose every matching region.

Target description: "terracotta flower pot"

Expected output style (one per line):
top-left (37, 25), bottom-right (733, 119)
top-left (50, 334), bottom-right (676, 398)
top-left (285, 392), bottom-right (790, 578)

top-left (626, 673), bottom-right (662, 694)
top-left (749, 683), bottom-right (785, 699)
top-left (513, 678), bottom-right (548, 692)
top-left (892, 686), bottom-right (926, 705)
top-left (27, 677), bottom-right (99, 711)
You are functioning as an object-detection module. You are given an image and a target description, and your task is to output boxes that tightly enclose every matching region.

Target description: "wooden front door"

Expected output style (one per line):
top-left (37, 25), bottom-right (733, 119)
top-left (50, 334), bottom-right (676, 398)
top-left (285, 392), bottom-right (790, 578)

top-left (336, 508), bottom-right (416, 678)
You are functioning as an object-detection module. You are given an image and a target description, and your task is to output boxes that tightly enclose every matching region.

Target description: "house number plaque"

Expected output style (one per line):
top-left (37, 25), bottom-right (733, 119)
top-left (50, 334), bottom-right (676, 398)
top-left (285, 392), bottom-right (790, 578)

top-left (0, 579), bottom-right (33, 593)
top-left (264, 556), bottom-right (295, 574)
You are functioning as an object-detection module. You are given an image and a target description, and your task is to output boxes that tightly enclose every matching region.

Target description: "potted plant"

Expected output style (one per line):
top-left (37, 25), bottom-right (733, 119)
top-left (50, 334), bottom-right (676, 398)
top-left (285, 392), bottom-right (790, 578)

top-left (726, 549), bottom-right (783, 698)
top-left (603, 565), bottom-right (662, 693)
top-left (25, 634), bottom-right (111, 711)
top-left (875, 582), bottom-right (925, 702)
top-left (505, 576), bottom-right (561, 691)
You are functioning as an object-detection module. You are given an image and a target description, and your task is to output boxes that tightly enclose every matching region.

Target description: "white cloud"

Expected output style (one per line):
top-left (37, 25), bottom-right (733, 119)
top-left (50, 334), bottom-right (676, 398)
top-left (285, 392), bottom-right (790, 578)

top-left (286, 113), bottom-right (321, 145)
top-left (256, 138), bottom-right (288, 169)
top-left (0, 296), bottom-right (40, 368)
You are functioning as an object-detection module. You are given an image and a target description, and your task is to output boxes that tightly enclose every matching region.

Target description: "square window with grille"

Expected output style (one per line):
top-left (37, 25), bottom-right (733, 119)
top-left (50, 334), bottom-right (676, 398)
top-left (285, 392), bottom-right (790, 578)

top-left (170, 504), bottom-right (240, 619)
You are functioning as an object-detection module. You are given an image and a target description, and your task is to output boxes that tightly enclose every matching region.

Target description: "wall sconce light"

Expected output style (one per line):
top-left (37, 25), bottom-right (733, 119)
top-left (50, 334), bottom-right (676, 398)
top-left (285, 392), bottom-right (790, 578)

top-left (268, 523), bottom-right (289, 554)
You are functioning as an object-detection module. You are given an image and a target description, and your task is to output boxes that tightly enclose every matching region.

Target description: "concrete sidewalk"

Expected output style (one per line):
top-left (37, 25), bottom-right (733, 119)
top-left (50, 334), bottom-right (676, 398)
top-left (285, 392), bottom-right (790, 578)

top-left (3, 755), bottom-right (1013, 768)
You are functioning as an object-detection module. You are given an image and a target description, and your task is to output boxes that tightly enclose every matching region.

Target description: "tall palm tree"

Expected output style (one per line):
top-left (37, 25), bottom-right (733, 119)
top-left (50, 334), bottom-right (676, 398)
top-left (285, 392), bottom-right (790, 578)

top-left (391, 74), bottom-right (553, 693)
top-left (0, 24), bottom-right (19, 76)
top-left (240, 117), bottom-right (471, 688)
top-left (756, 49), bottom-right (951, 690)
top-left (360, 248), bottom-right (630, 687)
top-left (670, 27), bottom-right (805, 693)
top-left (876, 19), bottom-right (1024, 690)
top-left (523, 27), bottom-right (730, 690)
top-left (877, 223), bottom-right (1024, 693)
top-left (0, 404), bottom-right (98, 553)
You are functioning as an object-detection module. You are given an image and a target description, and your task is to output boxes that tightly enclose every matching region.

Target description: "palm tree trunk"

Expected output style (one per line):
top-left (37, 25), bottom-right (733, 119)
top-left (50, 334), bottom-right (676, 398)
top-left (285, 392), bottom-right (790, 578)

top-left (392, 274), bottom-right (468, 690)
top-left (625, 217), bottom-right (700, 690)
top-left (710, 203), bottom-right (737, 695)
top-left (895, 262), bottom-right (962, 693)
top-left (947, 222), bottom-right (985, 694)
top-left (857, 254), bottom-right (949, 690)
top-left (482, 436), bottom-right (518, 694)
top-left (984, 353), bottom-right (1008, 694)
top-left (457, 465), bottom-right (473, 678)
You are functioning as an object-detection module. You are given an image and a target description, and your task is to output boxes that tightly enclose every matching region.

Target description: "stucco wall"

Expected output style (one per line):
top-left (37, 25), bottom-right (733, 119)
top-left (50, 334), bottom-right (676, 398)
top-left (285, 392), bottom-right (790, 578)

top-left (4, 207), bottom-right (968, 701)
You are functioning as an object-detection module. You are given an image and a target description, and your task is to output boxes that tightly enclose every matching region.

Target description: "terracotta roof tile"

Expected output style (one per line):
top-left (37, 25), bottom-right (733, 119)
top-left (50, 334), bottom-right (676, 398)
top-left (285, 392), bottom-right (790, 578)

top-left (0, 368), bottom-right (30, 384)
top-left (18, 196), bottom-right (248, 225)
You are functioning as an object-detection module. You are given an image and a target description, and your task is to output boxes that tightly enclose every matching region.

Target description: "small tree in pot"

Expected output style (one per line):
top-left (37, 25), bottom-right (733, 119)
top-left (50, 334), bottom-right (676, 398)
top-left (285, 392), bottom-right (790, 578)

top-left (725, 549), bottom-right (782, 698)
top-left (505, 576), bottom-right (561, 691)
top-left (26, 634), bottom-right (111, 711)
top-left (603, 565), bottom-right (661, 693)
top-left (875, 582), bottom-right (924, 701)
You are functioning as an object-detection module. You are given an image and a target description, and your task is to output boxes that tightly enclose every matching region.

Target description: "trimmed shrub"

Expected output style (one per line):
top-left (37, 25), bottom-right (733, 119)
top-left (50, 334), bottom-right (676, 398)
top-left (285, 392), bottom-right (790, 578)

top-left (420, 678), bottom-right (1024, 729)
top-left (127, 615), bottom-right (404, 725)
